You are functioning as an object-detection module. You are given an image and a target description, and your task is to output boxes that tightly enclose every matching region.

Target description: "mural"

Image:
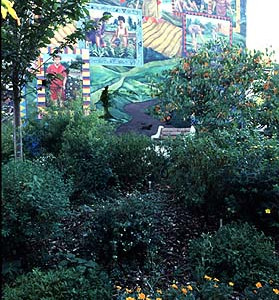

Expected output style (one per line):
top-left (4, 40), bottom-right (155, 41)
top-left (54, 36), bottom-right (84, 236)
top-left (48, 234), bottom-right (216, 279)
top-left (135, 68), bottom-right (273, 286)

top-left (78, 3), bottom-right (143, 67)
top-left (36, 48), bottom-right (90, 110)
top-left (182, 13), bottom-right (232, 54)
top-left (26, 0), bottom-right (246, 121)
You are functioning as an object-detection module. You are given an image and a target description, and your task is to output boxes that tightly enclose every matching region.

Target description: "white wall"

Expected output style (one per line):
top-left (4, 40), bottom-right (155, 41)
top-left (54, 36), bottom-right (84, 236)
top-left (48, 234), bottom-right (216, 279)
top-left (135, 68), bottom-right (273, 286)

top-left (246, 0), bottom-right (279, 61)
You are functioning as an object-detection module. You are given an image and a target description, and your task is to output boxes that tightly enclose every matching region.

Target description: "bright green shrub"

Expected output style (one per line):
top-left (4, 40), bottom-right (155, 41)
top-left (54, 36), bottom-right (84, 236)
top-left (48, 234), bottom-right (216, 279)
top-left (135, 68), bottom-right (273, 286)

top-left (188, 222), bottom-right (279, 289)
top-left (84, 192), bottom-right (164, 267)
top-left (109, 133), bottom-right (165, 189)
top-left (59, 111), bottom-right (114, 203)
top-left (2, 160), bottom-right (72, 269)
top-left (3, 266), bottom-right (113, 300)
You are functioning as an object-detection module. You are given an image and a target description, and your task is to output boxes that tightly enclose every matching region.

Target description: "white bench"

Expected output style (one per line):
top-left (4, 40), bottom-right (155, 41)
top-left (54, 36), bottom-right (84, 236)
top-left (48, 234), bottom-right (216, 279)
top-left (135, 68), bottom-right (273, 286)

top-left (151, 125), bottom-right (196, 140)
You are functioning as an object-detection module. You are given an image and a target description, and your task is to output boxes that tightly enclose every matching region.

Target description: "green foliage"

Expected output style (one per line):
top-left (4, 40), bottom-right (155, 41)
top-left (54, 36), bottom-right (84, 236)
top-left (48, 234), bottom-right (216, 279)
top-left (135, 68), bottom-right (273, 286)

top-left (1, 121), bottom-right (14, 163)
top-left (2, 159), bottom-right (72, 268)
top-left (3, 266), bottom-right (113, 300)
top-left (167, 128), bottom-right (279, 231)
top-left (84, 192), bottom-right (163, 267)
top-left (59, 111), bottom-right (114, 202)
top-left (23, 100), bottom-right (85, 157)
top-left (155, 39), bottom-right (279, 133)
top-left (188, 222), bottom-right (279, 289)
top-left (109, 133), bottom-right (164, 189)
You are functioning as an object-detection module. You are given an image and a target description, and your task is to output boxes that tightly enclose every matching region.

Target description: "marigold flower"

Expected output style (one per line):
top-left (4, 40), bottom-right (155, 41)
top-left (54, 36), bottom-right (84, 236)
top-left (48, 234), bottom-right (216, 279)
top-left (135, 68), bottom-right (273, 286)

top-left (156, 298), bottom-right (162, 300)
top-left (171, 284), bottom-right (178, 289)
top-left (116, 285), bottom-right (122, 290)
top-left (265, 209), bottom-right (271, 214)
top-left (136, 287), bottom-right (141, 292)
top-left (126, 297), bottom-right (135, 300)
top-left (187, 285), bottom-right (193, 291)
top-left (126, 288), bottom-right (133, 293)
top-left (181, 288), bottom-right (187, 295)
top-left (273, 288), bottom-right (279, 295)
top-left (204, 275), bottom-right (212, 280)
top-left (157, 289), bottom-right (162, 294)
top-left (213, 278), bottom-right (219, 282)
top-left (138, 293), bottom-right (146, 299)
top-left (256, 282), bottom-right (262, 288)
top-left (228, 282), bottom-right (234, 286)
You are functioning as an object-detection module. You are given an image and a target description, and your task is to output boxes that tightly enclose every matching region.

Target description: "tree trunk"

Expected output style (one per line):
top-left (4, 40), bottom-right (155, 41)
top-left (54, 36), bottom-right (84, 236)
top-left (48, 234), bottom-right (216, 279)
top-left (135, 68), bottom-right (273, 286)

top-left (13, 81), bottom-right (23, 160)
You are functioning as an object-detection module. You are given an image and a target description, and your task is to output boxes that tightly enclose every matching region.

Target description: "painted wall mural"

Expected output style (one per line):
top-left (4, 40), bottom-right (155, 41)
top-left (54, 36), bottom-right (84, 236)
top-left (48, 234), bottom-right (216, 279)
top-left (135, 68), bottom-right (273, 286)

top-left (28, 0), bottom-right (246, 121)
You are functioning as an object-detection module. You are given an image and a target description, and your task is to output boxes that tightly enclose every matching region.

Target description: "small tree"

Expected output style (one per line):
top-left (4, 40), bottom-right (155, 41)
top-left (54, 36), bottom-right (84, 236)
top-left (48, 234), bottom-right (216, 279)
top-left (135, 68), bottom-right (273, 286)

top-left (1, 0), bottom-right (110, 159)
top-left (154, 39), bottom-right (279, 134)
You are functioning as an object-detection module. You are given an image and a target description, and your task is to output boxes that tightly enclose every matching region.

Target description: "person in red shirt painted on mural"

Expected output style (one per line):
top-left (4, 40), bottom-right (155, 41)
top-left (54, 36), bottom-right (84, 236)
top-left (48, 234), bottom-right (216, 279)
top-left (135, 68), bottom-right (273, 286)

top-left (46, 55), bottom-right (67, 105)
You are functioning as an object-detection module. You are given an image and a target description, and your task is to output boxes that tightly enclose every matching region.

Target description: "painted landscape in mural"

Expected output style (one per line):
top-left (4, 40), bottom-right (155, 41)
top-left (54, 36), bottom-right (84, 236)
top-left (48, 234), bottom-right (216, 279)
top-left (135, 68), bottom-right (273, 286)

top-left (88, 0), bottom-right (247, 121)
top-left (29, 0), bottom-right (246, 121)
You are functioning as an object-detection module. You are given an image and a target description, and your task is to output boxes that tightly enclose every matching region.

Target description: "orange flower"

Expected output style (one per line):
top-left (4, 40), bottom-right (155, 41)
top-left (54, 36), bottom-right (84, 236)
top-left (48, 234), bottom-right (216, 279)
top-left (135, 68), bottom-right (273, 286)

top-left (273, 288), bottom-right (279, 295)
top-left (116, 285), bottom-right (122, 290)
top-left (256, 282), bottom-right (262, 288)
top-left (136, 287), bottom-right (141, 292)
top-left (204, 275), bottom-right (212, 280)
top-left (181, 288), bottom-right (187, 295)
top-left (138, 293), bottom-right (146, 299)
top-left (187, 285), bottom-right (193, 291)
top-left (265, 209), bottom-right (271, 214)
top-left (213, 278), bottom-right (220, 282)
top-left (183, 62), bottom-right (190, 70)
top-left (228, 282), bottom-right (234, 287)
top-left (264, 82), bottom-right (270, 90)
top-left (171, 284), bottom-right (178, 289)
top-left (126, 288), bottom-right (133, 293)
top-left (157, 289), bottom-right (162, 294)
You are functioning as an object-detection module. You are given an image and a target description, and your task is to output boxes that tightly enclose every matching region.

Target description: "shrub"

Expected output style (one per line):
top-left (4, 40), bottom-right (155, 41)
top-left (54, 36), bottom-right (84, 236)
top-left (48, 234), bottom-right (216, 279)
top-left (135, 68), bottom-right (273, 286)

top-left (167, 129), bottom-right (279, 232)
top-left (2, 160), bottom-right (72, 271)
top-left (188, 222), bottom-right (279, 289)
top-left (109, 133), bottom-right (165, 189)
top-left (1, 122), bottom-right (14, 163)
top-left (23, 100), bottom-right (87, 158)
top-left (3, 266), bottom-right (113, 300)
top-left (83, 192), bottom-right (164, 267)
top-left (59, 111), bottom-right (114, 203)
top-left (155, 39), bottom-right (279, 133)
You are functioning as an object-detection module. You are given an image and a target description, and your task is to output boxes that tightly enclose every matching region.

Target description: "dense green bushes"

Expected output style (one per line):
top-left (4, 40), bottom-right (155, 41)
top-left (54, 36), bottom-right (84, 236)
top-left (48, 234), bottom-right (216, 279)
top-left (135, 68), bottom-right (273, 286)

top-left (109, 133), bottom-right (163, 189)
top-left (82, 193), bottom-right (164, 267)
top-left (3, 266), bottom-right (113, 300)
top-left (2, 160), bottom-right (72, 271)
top-left (188, 222), bottom-right (279, 289)
top-left (167, 128), bottom-right (279, 230)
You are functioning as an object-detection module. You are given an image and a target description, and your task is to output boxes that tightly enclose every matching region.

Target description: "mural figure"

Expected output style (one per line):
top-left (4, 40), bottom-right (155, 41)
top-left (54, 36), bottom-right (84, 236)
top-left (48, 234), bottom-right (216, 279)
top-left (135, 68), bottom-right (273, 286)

top-left (174, 0), bottom-right (192, 12)
top-left (142, 0), bottom-right (161, 18)
top-left (212, 0), bottom-right (232, 17)
top-left (188, 0), bottom-right (205, 12)
top-left (111, 16), bottom-right (129, 47)
top-left (86, 11), bottom-right (112, 48)
top-left (46, 55), bottom-right (67, 103)
top-left (188, 23), bottom-right (205, 51)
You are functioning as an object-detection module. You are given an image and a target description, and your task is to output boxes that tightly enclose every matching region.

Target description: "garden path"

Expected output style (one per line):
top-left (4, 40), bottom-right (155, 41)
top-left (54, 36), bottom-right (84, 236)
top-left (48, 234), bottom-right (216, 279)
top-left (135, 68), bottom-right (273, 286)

top-left (116, 99), bottom-right (173, 136)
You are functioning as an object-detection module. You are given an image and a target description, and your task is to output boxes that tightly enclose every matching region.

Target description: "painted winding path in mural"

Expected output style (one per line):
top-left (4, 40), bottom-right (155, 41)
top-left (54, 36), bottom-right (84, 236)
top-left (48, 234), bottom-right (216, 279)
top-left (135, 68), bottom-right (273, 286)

top-left (116, 99), bottom-right (173, 137)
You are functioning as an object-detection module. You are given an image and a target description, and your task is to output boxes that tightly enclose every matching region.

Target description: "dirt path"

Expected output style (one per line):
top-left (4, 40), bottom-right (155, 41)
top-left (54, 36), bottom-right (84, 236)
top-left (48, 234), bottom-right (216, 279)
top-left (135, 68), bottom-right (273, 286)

top-left (116, 99), bottom-right (173, 137)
